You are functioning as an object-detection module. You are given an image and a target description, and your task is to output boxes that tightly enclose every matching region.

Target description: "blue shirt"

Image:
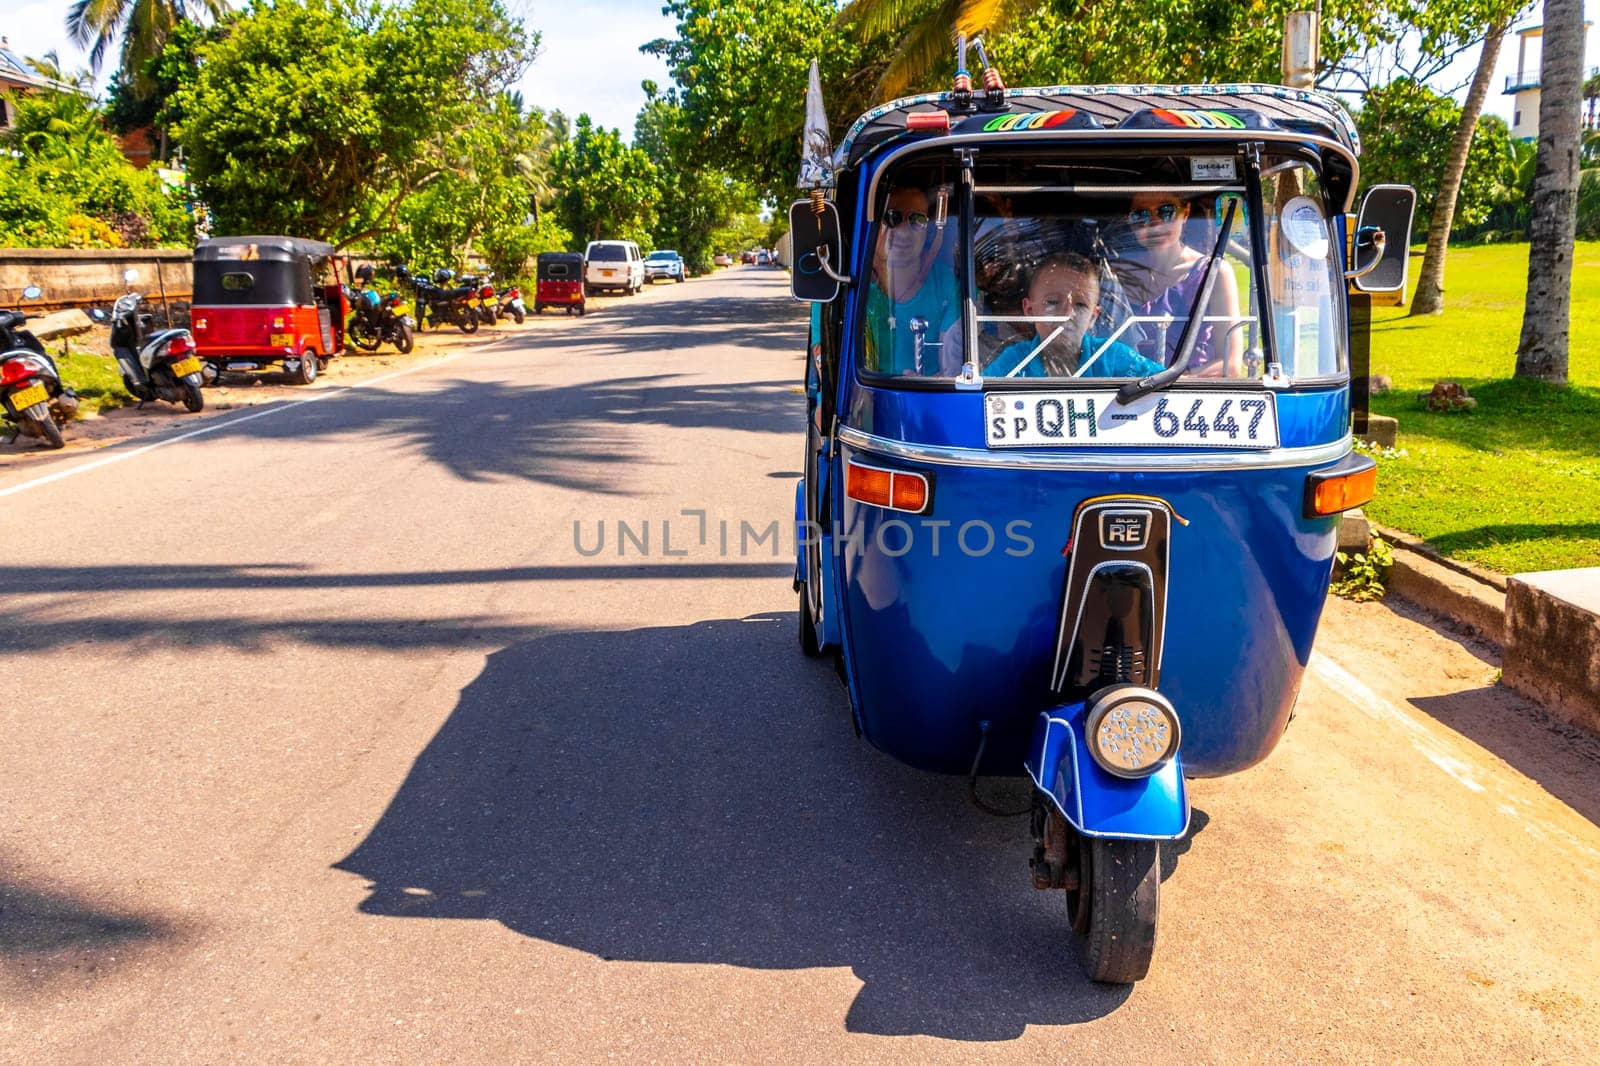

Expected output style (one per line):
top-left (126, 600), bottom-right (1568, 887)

top-left (985, 333), bottom-right (1163, 379)
top-left (863, 267), bottom-right (959, 376)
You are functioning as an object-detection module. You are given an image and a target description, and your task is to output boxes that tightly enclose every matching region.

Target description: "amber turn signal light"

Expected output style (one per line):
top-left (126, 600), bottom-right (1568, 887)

top-left (846, 461), bottom-right (931, 514)
top-left (1304, 454), bottom-right (1377, 517)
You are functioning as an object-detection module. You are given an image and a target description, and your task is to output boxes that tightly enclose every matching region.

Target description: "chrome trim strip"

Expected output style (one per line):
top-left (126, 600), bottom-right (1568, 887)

top-left (837, 426), bottom-right (1350, 471)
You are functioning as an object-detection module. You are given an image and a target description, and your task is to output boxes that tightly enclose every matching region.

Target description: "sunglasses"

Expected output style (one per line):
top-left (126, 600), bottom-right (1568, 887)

top-left (883, 208), bottom-right (931, 231)
top-left (1128, 202), bottom-right (1182, 226)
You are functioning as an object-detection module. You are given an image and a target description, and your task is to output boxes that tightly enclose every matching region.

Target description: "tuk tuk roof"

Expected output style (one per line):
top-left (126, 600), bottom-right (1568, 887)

top-left (835, 83), bottom-right (1360, 169)
top-left (194, 235), bottom-right (338, 263)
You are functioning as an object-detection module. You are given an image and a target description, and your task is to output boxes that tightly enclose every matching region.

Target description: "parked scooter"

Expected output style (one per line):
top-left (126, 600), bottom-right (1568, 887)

top-left (97, 281), bottom-right (207, 413)
top-left (495, 280), bottom-right (527, 324)
top-left (1, 285), bottom-right (79, 449)
top-left (461, 272), bottom-right (498, 326)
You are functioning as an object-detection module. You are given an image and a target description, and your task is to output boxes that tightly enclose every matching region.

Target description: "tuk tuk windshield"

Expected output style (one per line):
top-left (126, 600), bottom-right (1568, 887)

top-left (861, 152), bottom-right (1345, 384)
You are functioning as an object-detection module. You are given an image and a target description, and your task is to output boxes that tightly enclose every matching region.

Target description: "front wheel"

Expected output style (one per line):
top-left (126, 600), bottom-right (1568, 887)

top-left (394, 321), bottom-right (415, 354)
top-left (1068, 836), bottom-right (1160, 984)
top-left (349, 319), bottom-right (380, 352)
top-left (181, 378), bottom-right (204, 413)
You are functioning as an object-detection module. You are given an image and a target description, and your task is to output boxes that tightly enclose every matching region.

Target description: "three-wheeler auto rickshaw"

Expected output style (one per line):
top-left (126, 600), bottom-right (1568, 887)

top-left (191, 236), bottom-right (348, 385)
top-left (789, 54), bottom-right (1413, 983)
top-left (534, 252), bottom-right (586, 315)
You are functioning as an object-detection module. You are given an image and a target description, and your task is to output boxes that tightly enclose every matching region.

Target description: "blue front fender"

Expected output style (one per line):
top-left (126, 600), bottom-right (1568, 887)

top-left (1024, 705), bottom-right (1189, 840)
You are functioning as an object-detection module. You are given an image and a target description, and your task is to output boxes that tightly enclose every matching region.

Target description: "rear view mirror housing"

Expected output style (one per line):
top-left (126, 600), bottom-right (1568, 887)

top-left (788, 199), bottom-right (848, 302)
top-left (1349, 184), bottom-right (1415, 293)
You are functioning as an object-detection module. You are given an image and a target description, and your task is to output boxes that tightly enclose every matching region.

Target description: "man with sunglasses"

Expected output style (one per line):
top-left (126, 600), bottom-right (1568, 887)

top-left (863, 184), bottom-right (959, 376)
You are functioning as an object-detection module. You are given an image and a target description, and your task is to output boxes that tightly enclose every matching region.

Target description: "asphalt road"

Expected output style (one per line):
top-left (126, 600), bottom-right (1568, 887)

top-left (2, 269), bottom-right (1598, 1063)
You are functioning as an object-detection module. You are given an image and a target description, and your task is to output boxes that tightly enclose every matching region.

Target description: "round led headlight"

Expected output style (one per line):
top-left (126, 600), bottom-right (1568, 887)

top-left (1084, 686), bottom-right (1180, 778)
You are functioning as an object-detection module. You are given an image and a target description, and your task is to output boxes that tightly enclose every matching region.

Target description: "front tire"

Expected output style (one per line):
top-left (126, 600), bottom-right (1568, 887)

top-left (1069, 836), bottom-right (1160, 984)
top-left (349, 319), bottom-right (380, 352)
top-left (182, 379), bottom-right (204, 413)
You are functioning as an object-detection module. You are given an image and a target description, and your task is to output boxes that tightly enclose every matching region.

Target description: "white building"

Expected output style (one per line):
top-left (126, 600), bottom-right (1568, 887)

top-left (1504, 22), bottom-right (1598, 140)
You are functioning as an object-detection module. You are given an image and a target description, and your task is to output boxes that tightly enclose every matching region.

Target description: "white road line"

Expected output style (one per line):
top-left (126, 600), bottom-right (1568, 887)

top-left (0, 351), bottom-right (469, 500)
top-left (1310, 651), bottom-right (1600, 874)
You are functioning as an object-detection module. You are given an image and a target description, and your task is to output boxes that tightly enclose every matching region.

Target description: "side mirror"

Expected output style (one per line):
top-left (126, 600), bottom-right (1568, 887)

top-left (788, 199), bottom-right (848, 302)
top-left (1348, 184), bottom-right (1415, 292)
top-left (21, 285), bottom-right (41, 300)
top-left (123, 268), bottom-right (140, 284)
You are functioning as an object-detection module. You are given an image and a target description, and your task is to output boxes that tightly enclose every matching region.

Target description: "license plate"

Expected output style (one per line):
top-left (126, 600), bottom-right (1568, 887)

top-left (985, 390), bottom-right (1280, 449)
top-left (269, 332), bottom-right (293, 346)
top-left (8, 382), bottom-right (47, 410)
top-left (170, 356), bottom-right (202, 377)
top-left (602, 270), bottom-right (616, 277)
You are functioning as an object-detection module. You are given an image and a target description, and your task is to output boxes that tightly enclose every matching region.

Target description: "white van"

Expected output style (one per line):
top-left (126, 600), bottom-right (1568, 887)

top-left (584, 240), bottom-right (645, 296)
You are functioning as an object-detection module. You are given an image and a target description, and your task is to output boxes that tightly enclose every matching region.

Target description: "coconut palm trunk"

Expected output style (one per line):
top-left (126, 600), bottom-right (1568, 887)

top-left (1410, 22), bottom-right (1509, 316)
top-left (1514, 0), bottom-right (1586, 384)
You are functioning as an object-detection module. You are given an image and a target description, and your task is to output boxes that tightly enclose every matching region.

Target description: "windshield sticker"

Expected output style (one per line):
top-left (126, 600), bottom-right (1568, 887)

top-left (1282, 196), bottom-right (1330, 259)
top-left (1216, 193), bottom-right (1248, 227)
top-left (981, 110), bottom-right (1080, 132)
top-left (1190, 156), bottom-right (1237, 181)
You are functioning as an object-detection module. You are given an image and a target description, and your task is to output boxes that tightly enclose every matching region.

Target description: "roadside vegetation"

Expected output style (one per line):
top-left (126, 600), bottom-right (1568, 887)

top-left (1366, 242), bottom-right (1600, 574)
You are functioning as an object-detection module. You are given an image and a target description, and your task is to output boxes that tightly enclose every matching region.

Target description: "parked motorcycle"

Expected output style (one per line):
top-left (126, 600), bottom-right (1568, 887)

top-left (97, 290), bottom-right (207, 413)
top-left (348, 285), bottom-right (416, 354)
top-left (461, 273), bottom-right (499, 326)
top-left (1, 285), bottom-right (79, 449)
top-left (398, 266), bottom-right (479, 334)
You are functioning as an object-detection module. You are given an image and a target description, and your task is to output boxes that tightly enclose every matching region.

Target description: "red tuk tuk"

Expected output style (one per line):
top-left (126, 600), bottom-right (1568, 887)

top-left (191, 236), bottom-right (348, 385)
top-left (534, 252), bottom-right (586, 315)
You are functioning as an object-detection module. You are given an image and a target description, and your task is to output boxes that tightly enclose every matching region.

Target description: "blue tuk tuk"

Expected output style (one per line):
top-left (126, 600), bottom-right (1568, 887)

top-left (789, 55), bottom-right (1413, 983)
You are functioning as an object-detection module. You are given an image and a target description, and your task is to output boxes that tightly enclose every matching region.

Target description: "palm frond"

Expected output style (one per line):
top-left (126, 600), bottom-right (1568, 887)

top-left (873, 0), bottom-right (1024, 99)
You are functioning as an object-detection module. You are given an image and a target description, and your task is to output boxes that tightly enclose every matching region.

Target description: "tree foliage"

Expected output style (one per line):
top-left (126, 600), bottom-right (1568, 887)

top-left (550, 114), bottom-right (661, 247)
top-left (634, 86), bottom-right (760, 272)
top-left (644, 0), bottom-right (889, 201)
top-left (65, 0), bottom-right (230, 94)
top-left (1358, 79), bottom-right (1510, 233)
top-left (175, 0), bottom-right (534, 245)
top-left (0, 86), bottom-right (189, 248)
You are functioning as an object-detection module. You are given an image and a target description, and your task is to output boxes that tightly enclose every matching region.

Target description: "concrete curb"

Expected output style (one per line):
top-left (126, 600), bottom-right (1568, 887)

top-left (1370, 522), bottom-right (1506, 646)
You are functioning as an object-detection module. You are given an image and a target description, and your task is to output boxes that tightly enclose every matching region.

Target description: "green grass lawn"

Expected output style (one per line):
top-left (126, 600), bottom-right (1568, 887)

top-left (1364, 241), bottom-right (1600, 574)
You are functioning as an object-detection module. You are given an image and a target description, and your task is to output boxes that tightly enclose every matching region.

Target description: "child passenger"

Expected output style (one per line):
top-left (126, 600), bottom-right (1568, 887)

top-left (984, 252), bottom-right (1164, 379)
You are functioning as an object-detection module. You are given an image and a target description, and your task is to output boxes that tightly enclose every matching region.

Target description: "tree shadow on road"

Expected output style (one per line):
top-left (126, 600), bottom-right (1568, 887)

top-left (330, 613), bottom-right (1211, 1040)
top-left (0, 871), bottom-right (181, 994)
top-left (187, 374), bottom-right (803, 494)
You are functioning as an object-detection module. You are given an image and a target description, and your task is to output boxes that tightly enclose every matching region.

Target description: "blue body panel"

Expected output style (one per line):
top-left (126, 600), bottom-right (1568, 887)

top-left (806, 149), bottom-right (1353, 780)
top-left (1024, 707), bottom-right (1189, 839)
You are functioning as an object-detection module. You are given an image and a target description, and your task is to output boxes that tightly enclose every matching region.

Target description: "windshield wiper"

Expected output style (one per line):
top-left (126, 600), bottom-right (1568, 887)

top-left (1115, 196), bottom-right (1239, 405)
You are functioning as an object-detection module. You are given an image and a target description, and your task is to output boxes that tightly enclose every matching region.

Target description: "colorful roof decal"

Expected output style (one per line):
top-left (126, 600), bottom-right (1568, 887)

top-left (833, 83), bottom-right (1361, 169)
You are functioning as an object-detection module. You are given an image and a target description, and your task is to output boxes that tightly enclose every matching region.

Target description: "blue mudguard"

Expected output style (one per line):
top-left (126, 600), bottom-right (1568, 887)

top-left (1024, 705), bottom-right (1189, 840)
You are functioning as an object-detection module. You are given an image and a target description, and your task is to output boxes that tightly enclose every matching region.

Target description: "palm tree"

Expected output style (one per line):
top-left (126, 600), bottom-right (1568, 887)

top-left (1514, 0), bottom-right (1585, 385)
top-left (65, 0), bottom-right (229, 94)
top-left (1409, 20), bottom-right (1510, 316)
top-left (838, 0), bottom-right (1024, 100)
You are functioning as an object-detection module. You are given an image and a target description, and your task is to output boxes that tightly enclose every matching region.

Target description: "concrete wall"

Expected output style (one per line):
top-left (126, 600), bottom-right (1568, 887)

top-left (0, 248), bottom-right (192, 310)
top-left (1504, 569), bottom-right (1600, 734)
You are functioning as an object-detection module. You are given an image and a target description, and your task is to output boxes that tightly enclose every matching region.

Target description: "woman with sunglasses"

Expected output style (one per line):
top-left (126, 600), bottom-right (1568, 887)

top-left (863, 184), bottom-right (959, 376)
top-left (1117, 188), bottom-right (1244, 377)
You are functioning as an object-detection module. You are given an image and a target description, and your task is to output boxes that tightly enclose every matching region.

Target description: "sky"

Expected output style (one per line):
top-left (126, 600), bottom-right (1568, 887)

top-left (0, 0), bottom-right (1594, 136)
